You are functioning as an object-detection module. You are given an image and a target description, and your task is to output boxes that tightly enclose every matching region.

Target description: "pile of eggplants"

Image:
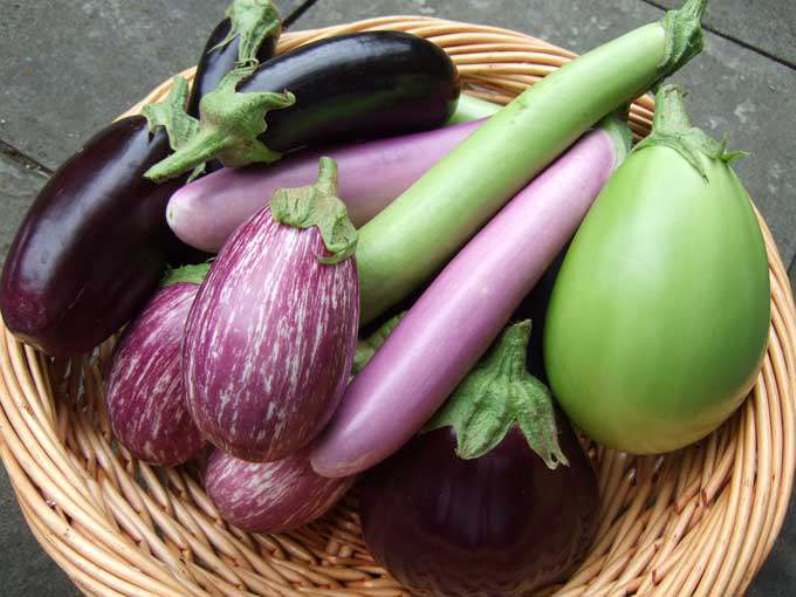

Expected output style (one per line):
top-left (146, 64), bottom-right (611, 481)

top-left (2, 0), bottom-right (776, 594)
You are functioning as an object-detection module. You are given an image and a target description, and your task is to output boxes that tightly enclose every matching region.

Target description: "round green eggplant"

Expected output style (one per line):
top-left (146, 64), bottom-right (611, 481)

top-left (544, 86), bottom-right (770, 454)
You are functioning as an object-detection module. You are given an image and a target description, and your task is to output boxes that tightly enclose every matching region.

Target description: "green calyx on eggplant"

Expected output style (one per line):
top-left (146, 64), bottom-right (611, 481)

top-left (359, 321), bottom-right (597, 596)
top-left (428, 320), bottom-right (568, 467)
top-left (187, 0), bottom-right (281, 117)
top-left (270, 157), bottom-right (358, 264)
top-left (145, 31), bottom-right (461, 182)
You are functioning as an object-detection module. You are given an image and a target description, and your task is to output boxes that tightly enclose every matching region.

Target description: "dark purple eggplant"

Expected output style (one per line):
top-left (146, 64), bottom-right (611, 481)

top-left (204, 447), bottom-right (354, 533)
top-left (359, 321), bottom-right (598, 597)
top-left (146, 32), bottom-right (461, 181)
top-left (0, 80), bottom-right (202, 357)
top-left (106, 265), bottom-right (208, 466)
top-left (187, 0), bottom-right (281, 117)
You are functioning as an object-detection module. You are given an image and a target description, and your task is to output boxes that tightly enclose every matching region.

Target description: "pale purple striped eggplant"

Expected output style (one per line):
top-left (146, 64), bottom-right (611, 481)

top-left (184, 158), bottom-right (359, 462)
top-left (204, 448), bottom-right (354, 532)
top-left (106, 278), bottom-right (206, 466)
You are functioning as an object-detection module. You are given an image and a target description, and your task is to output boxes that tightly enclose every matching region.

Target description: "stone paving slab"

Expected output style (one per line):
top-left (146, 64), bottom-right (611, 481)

top-left (298, 0), bottom-right (796, 267)
top-left (654, 0), bottom-right (795, 66)
top-left (0, 0), bottom-right (305, 171)
top-left (0, 154), bottom-right (47, 258)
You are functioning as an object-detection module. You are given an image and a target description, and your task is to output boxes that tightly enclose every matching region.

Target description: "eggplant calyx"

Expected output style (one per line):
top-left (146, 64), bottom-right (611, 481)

top-left (270, 157), bottom-right (358, 265)
top-left (213, 0), bottom-right (281, 66)
top-left (142, 77), bottom-right (206, 181)
top-left (353, 313), bottom-right (405, 374)
top-left (634, 84), bottom-right (747, 180)
top-left (657, 0), bottom-right (707, 80)
top-left (427, 320), bottom-right (568, 469)
top-left (161, 262), bottom-right (212, 287)
top-left (144, 65), bottom-right (295, 182)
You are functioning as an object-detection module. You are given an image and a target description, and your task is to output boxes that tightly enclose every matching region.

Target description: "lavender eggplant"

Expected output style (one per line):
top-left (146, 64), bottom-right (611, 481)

top-left (360, 322), bottom-right (598, 596)
top-left (0, 80), bottom-right (200, 357)
top-left (105, 265), bottom-right (209, 466)
top-left (184, 158), bottom-right (359, 461)
top-left (312, 116), bottom-right (630, 478)
top-left (187, 0), bottom-right (281, 117)
top-left (146, 32), bottom-right (461, 181)
top-left (167, 119), bottom-right (488, 252)
top-left (205, 448), bottom-right (354, 532)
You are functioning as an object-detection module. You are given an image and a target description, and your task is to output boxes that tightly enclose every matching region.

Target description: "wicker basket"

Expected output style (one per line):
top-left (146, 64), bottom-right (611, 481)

top-left (1, 16), bottom-right (794, 597)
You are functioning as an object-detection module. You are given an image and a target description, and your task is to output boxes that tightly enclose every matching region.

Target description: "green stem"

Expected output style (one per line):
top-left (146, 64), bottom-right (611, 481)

top-left (214, 0), bottom-right (281, 65)
top-left (142, 76), bottom-right (201, 152)
top-left (427, 321), bottom-right (568, 469)
top-left (144, 66), bottom-right (295, 182)
top-left (634, 84), bottom-right (746, 180)
top-left (270, 157), bottom-right (358, 264)
top-left (161, 262), bottom-right (212, 286)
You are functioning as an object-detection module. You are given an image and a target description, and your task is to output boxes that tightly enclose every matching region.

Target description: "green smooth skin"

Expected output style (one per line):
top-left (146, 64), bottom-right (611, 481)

top-left (544, 146), bottom-right (770, 454)
top-left (356, 22), bottom-right (667, 323)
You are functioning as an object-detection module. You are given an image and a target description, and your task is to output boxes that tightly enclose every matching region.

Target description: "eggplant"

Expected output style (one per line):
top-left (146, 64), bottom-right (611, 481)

top-left (359, 322), bottom-right (599, 596)
top-left (187, 0), bottom-right (281, 117)
top-left (106, 267), bottom-right (208, 466)
top-left (183, 158), bottom-right (359, 461)
top-left (204, 448), bottom-right (354, 533)
top-left (0, 79), bottom-right (207, 356)
top-left (146, 32), bottom-right (461, 181)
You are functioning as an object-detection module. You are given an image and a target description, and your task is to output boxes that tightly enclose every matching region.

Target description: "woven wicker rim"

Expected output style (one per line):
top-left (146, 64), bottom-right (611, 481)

top-left (1, 16), bottom-right (794, 597)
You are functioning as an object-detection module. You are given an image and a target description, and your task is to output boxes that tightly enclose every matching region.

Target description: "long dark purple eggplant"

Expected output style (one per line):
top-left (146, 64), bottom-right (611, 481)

top-left (146, 32), bottom-right (461, 181)
top-left (0, 81), bottom-right (197, 357)
top-left (187, 0), bottom-right (281, 117)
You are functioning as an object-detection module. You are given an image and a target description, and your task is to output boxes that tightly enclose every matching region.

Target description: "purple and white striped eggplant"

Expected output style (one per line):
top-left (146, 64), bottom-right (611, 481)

top-left (105, 265), bottom-right (209, 466)
top-left (184, 158), bottom-right (360, 462)
top-left (204, 448), bottom-right (354, 532)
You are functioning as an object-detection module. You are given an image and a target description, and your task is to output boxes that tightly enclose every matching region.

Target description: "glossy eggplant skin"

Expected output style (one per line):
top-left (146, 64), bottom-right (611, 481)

top-left (0, 116), bottom-right (184, 357)
top-left (245, 32), bottom-right (460, 152)
top-left (359, 422), bottom-right (598, 597)
top-left (187, 17), bottom-right (278, 118)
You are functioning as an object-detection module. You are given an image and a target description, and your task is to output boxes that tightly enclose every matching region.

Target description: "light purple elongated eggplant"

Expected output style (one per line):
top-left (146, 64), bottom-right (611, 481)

top-left (311, 116), bottom-right (631, 478)
top-left (184, 158), bottom-right (359, 462)
top-left (166, 119), bottom-right (485, 252)
top-left (204, 448), bottom-right (354, 532)
top-left (106, 271), bottom-right (208, 466)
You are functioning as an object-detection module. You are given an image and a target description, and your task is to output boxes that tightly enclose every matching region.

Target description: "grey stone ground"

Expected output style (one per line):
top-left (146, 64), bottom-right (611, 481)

top-left (0, 0), bottom-right (793, 594)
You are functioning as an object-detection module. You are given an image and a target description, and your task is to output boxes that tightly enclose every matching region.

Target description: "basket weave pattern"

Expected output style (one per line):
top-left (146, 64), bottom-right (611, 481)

top-left (1, 17), bottom-right (794, 596)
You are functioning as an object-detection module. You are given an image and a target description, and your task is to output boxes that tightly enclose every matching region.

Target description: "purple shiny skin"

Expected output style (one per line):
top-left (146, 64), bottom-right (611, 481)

top-left (311, 128), bottom-right (619, 478)
top-left (0, 117), bottom-right (184, 357)
top-left (184, 208), bottom-right (360, 462)
top-left (106, 283), bottom-right (204, 466)
top-left (360, 424), bottom-right (598, 596)
top-left (167, 120), bottom-right (483, 253)
top-left (205, 448), bottom-right (354, 533)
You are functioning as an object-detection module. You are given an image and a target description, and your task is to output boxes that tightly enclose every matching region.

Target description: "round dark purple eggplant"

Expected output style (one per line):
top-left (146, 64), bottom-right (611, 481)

top-left (360, 422), bottom-right (598, 597)
top-left (358, 321), bottom-right (599, 596)
top-left (0, 116), bottom-right (186, 357)
top-left (204, 448), bottom-right (354, 533)
top-left (106, 281), bottom-right (204, 466)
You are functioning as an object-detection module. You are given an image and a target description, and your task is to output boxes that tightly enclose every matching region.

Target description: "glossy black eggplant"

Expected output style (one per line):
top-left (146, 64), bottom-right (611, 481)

top-left (146, 32), bottom-right (461, 181)
top-left (186, 0), bottom-right (281, 117)
top-left (0, 116), bottom-right (187, 357)
top-left (359, 322), bottom-right (598, 597)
